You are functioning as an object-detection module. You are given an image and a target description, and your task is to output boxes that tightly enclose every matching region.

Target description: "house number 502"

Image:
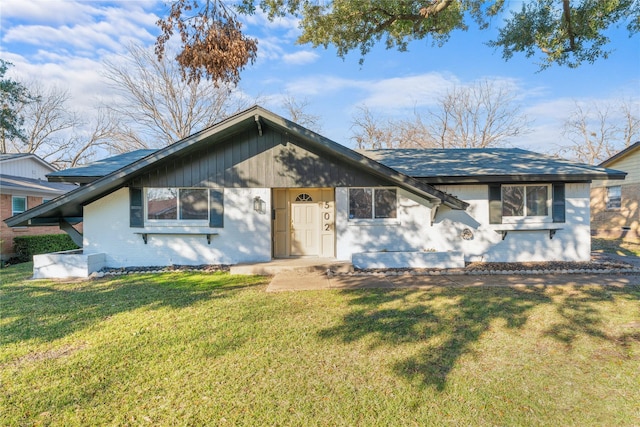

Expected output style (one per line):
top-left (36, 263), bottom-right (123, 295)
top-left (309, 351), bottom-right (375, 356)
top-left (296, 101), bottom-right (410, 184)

top-left (323, 210), bottom-right (331, 231)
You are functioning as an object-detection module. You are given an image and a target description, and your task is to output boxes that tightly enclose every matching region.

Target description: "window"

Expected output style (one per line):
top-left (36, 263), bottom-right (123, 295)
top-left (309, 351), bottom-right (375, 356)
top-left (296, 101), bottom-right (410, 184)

top-left (606, 186), bottom-right (621, 210)
top-left (349, 188), bottom-right (397, 219)
top-left (489, 183), bottom-right (565, 224)
top-left (147, 188), bottom-right (208, 221)
top-left (502, 185), bottom-right (549, 218)
top-left (295, 193), bottom-right (313, 202)
top-left (12, 196), bottom-right (26, 215)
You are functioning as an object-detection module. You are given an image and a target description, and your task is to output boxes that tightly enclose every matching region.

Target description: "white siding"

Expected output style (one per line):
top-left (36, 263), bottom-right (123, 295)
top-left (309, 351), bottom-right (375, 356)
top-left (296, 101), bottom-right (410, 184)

top-left (336, 183), bottom-right (591, 263)
top-left (1, 157), bottom-right (55, 179)
top-left (84, 187), bottom-right (271, 268)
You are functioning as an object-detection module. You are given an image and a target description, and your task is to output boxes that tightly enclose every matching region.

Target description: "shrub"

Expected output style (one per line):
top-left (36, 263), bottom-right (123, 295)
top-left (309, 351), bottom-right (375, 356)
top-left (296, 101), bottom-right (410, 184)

top-left (12, 234), bottom-right (79, 263)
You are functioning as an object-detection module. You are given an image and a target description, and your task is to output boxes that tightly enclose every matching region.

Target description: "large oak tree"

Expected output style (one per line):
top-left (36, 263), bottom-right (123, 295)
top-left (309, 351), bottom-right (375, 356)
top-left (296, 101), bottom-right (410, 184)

top-left (157, 0), bottom-right (640, 82)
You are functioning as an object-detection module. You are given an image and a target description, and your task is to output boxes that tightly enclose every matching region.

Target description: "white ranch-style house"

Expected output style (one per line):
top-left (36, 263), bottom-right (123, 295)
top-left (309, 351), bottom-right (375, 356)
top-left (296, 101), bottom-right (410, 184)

top-left (5, 106), bottom-right (626, 278)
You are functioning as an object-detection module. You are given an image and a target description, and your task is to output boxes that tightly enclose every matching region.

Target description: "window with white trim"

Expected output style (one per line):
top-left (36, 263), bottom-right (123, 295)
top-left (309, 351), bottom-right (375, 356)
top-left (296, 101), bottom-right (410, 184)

top-left (147, 188), bottom-right (209, 222)
top-left (349, 188), bottom-right (397, 219)
top-left (502, 184), bottom-right (550, 218)
top-left (606, 186), bottom-right (621, 210)
top-left (12, 196), bottom-right (26, 216)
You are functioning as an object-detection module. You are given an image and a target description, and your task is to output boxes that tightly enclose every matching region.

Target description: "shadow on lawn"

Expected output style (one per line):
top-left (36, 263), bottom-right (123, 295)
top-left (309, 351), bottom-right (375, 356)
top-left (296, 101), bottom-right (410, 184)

top-left (0, 272), bottom-right (266, 346)
top-left (319, 284), bottom-right (640, 390)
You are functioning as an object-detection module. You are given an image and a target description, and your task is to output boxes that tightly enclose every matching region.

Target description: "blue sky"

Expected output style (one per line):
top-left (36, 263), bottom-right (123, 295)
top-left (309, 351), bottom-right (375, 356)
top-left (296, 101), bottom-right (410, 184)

top-left (2, 0), bottom-right (639, 155)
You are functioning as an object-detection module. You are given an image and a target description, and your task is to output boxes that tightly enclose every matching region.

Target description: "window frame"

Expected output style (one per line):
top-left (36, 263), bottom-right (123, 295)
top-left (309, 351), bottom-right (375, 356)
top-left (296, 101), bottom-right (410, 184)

top-left (12, 196), bottom-right (27, 216)
top-left (348, 187), bottom-right (398, 221)
top-left (606, 185), bottom-right (621, 210)
top-left (145, 187), bottom-right (210, 225)
top-left (490, 183), bottom-right (563, 225)
top-left (501, 184), bottom-right (551, 222)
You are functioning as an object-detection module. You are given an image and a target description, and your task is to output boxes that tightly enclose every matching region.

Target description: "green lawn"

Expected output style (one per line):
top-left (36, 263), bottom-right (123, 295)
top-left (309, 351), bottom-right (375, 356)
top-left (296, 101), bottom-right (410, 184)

top-left (592, 237), bottom-right (640, 257)
top-left (1, 263), bottom-right (639, 426)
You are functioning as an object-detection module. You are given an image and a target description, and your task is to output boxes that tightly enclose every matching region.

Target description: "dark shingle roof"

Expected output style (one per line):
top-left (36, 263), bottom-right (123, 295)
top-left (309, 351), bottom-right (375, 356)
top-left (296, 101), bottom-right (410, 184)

top-left (363, 148), bottom-right (626, 183)
top-left (47, 149), bottom-right (158, 183)
top-left (0, 174), bottom-right (77, 194)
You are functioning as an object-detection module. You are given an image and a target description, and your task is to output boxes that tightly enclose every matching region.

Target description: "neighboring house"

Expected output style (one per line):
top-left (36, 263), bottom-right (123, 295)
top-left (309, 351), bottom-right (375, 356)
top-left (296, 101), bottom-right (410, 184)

top-left (0, 154), bottom-right (78, 260)
top-left (5, 106), bottom-right (625, 277)
top-left (591, 141), bottom-right (640, 241)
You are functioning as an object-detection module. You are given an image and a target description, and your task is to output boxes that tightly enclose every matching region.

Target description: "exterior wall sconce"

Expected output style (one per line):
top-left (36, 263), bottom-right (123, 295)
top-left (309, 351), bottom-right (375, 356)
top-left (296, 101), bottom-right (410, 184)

top-left (253, 196), bottom-right (266, 214)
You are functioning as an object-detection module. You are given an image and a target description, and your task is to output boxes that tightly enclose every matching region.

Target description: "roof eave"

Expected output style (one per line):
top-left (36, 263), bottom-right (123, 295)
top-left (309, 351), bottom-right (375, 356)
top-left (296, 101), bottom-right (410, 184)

top-left (46, 176), bottom-right (100, 184)
top-left (417, 172), bottom-right (627, 184)
top-left (599, 141), bottom-right (640, 167)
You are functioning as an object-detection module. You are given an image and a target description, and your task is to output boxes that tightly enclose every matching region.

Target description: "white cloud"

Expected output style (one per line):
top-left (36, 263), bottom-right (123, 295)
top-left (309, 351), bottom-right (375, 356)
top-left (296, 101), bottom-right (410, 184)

top-left (1, 0), bottom-right (96, 24)
top-left (282, 50), bottom-right (319, 65)
top-left (360, 73), bottom-right (460, 110)
top-left (2, 1), bottom-right (159, 60)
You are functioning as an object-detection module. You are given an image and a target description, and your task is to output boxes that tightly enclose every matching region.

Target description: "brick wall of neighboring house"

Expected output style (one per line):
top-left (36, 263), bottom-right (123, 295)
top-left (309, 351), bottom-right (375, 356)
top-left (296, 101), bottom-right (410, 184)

top-left (1, 194), bottom-right (68, 260)
top-left (591, 182), bottom-right (640, 242)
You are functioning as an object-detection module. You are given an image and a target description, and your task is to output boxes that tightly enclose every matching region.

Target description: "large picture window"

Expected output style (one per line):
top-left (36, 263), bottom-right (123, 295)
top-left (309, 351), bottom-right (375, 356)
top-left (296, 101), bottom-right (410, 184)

top-left (147, 188), bottom-right (208, 221)
top-left (349, 188), bottom-right (397, 220)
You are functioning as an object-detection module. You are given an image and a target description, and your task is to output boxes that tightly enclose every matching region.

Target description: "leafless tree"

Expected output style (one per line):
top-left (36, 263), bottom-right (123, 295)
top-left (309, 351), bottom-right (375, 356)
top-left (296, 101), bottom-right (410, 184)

top-left (281, 94), bottom-right (322, 133)
top-left (5, 83), bottom-right (116, 169)
top-left (558, 99), bottom-right (640, 164)
top-left (351, 80), bottom-right (530, 149)
top-left (57, 109), bottom-right (119, 168)
top-left (103, 43), bottom-right (248, 153)
top-left (350, 106), bottom-right (397, 149)
top-left (8, 83), bottom-right (79, 158)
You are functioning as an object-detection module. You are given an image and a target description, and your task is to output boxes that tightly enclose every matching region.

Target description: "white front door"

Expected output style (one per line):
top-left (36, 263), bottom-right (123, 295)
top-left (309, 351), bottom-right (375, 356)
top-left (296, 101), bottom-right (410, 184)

top-left (290, 191), bottom-right (319, 256)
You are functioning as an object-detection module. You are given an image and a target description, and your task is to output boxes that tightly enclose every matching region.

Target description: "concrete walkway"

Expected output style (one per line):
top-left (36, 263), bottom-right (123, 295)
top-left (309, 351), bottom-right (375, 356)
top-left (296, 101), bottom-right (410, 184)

top-left (267, 270), bottom-right (640, 292)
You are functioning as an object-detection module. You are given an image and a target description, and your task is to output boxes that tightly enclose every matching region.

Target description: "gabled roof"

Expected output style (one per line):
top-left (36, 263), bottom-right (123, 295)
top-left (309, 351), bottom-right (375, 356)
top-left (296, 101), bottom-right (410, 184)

top-left (0, 174), bottom-right (77, 195)
top-left (5, 106), bottom-right (468, 227)
top-left (47, 149), bottom-right (158, 183)
top-left (0, 153), bottom-right (57, 173)
top-left (599, 141), bottom-right (640, 167)
top-left (364, 148), bottom-right (627, 184)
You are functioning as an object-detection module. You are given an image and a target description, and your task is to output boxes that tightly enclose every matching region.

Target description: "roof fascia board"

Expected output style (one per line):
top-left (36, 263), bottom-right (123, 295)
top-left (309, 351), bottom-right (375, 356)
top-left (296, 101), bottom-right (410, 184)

top-left (599, 141), bottom-right (640, 167)
top-left (418, 171), bottom-right (627, 184)
top-left (46, 176), bottom-right (100, 184)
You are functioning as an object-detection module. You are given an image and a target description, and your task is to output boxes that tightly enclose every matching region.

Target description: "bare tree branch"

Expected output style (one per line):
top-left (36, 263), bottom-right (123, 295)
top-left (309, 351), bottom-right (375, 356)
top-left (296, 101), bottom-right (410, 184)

top-left (351, 80), bottom-right (530, 149)
top-left (558, 99), bottom-right (640, 164)
top-left (103, 43), bottom-right (248, 153)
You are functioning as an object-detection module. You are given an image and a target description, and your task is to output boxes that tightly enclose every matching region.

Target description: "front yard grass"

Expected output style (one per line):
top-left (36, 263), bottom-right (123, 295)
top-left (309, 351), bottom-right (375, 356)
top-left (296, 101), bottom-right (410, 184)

top-left (592, 237), bottom-right (640, 256)
top-left (1, 263), bottom-right (639, 426)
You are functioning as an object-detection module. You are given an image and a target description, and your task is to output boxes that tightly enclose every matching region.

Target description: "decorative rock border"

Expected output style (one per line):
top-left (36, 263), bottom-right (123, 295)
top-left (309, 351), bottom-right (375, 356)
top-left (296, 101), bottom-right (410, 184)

top-left (331, 259), bottom-right (640, 277)
top-left (90, 264), bottom-right (230, 278)
top-left (329, 266), bottom-right (640, 277)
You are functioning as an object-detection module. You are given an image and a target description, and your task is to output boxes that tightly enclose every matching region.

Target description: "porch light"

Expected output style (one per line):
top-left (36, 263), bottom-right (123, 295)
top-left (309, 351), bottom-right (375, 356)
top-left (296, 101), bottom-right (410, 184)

top-left (253, 196), bottom-right (266, 214)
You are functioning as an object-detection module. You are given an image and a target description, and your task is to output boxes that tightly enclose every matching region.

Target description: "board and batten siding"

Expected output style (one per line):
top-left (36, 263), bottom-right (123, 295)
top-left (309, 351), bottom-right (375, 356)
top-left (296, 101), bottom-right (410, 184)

top-left (128, 126), bottom-right (388, 190)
